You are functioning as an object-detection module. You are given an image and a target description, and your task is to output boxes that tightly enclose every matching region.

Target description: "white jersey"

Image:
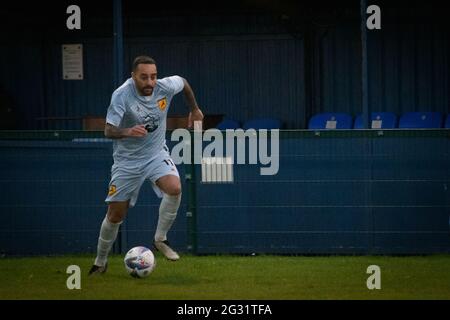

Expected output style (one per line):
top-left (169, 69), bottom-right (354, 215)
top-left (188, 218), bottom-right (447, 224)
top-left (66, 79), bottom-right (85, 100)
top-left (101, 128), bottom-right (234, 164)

top-left (106, 76), bottom-right (184, 168)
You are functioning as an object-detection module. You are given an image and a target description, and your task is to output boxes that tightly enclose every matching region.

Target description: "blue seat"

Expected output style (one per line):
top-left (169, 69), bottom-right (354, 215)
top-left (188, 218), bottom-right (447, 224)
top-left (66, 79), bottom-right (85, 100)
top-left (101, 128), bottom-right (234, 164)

top-left (353, 112), bottom-right (397, 129)
top-left (398, 112), bottom-right (443, 128)
top-left (445, 114), bottom-right (450, 128)
top-left (308, 113), bottom-right (352, 129)
top-left (242, 118), bottom-right (282, 130)
top-left (216, 119), bottom-right (241, 130)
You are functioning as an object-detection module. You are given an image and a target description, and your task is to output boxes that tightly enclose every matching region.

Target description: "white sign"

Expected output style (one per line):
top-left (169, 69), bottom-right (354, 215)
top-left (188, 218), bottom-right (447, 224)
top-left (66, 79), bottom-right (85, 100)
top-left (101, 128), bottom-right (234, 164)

top-left (371, 120), bottom-right (382, 129)
top-left (325, 120), bottom-right (337, 129)
top-left (62, 44), bottom-right (83, 80)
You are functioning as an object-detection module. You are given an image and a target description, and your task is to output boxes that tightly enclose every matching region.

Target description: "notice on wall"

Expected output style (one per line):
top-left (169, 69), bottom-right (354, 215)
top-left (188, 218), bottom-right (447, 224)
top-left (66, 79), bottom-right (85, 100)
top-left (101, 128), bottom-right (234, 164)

top-left (62, 44), bottom-right (83, 80)
top-left (371, 120), bottom-right (382, 129)
top-left (325, 120), bottom-right (337, 129)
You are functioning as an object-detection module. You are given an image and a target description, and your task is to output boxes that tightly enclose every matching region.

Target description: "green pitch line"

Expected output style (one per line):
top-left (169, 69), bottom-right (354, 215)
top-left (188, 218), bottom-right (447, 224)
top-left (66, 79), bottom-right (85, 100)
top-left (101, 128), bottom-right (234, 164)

top-left (0, 254), bottom-right (449, 300)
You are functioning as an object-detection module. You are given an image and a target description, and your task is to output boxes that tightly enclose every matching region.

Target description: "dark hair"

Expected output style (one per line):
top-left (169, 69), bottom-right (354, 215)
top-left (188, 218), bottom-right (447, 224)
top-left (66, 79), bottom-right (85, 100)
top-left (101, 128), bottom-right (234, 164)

top-left (132, 56), bottom-right (156, 71)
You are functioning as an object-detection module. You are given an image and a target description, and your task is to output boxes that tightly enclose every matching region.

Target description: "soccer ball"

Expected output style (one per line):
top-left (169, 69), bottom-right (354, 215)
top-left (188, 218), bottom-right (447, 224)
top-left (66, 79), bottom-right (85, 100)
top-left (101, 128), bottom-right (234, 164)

top-left (124, 246), bottom-right (156, 278)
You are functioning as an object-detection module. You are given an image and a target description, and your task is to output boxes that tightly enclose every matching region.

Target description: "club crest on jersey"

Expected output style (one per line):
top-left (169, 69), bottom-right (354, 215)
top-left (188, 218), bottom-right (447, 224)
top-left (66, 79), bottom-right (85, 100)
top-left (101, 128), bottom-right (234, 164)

top-left (157, 97), bottom-right (167, 111)
top-left (108, 185), bottom-right (117, 196)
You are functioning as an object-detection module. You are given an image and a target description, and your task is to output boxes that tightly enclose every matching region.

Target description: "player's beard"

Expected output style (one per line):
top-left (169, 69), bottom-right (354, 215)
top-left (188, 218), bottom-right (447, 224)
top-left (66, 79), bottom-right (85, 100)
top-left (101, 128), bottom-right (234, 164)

top-left (141, 86), bottom-right (153, 96)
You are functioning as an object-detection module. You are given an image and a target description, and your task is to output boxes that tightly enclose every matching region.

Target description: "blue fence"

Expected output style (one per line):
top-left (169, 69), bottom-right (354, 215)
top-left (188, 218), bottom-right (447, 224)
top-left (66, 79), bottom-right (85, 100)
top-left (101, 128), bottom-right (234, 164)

top-left (0, 130), bottom-right (449, 256)
top-left (0, 134), bottom-right (188, 256)
top-left (195, 130), bottom-right (450, 254)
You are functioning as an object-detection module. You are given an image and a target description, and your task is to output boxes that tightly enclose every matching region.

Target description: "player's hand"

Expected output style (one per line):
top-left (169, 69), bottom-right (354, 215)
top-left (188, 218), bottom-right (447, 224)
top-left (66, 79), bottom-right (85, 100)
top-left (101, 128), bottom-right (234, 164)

top-left (188, 107), bottom-right (204, 129)
top-left (125, 125), bottom-right (148, 137)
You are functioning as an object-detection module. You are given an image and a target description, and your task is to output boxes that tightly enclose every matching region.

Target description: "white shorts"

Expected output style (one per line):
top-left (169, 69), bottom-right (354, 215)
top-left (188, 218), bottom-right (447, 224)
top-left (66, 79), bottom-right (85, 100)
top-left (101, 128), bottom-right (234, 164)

top-left (105, 148), bottom-right (180, 208)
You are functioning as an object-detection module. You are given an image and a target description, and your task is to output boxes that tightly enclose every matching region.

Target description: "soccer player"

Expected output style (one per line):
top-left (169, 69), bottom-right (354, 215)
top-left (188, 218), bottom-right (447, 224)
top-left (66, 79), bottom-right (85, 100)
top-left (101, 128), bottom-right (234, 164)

top-left (89, 56), bottom-right (204, 274)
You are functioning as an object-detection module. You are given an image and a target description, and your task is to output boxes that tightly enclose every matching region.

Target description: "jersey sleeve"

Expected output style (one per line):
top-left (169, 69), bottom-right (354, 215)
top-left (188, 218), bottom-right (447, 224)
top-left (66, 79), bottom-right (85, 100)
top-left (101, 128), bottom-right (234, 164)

top-left (106, 92), bottom-right (126, 127)
top-left (158, 76), bottom-right (185, 95)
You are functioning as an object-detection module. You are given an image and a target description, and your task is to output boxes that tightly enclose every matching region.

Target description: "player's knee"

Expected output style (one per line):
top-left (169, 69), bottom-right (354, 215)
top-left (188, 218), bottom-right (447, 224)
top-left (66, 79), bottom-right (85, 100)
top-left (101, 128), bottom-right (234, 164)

top-left (166, 184), bottom-right (181, 196)
top-left (109, 216), bottom-right (123, 224)
top-left (107, 211), bottom-right (125, 224)
top-left (107, 203), bottom-right (128, 223)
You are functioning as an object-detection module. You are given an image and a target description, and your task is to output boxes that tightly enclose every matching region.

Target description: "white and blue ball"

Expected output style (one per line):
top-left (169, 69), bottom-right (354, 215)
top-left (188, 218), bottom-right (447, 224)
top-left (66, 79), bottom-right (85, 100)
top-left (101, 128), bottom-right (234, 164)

top-left (124, 246), bottom-right (156, 278)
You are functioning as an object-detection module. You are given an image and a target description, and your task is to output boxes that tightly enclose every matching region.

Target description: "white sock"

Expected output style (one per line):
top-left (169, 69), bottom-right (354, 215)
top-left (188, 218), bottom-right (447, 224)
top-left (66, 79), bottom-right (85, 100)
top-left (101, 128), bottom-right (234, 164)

top-left (94, 216), bottom-right (122, 267)
top-left (154, 193), bottom-right (181, 242)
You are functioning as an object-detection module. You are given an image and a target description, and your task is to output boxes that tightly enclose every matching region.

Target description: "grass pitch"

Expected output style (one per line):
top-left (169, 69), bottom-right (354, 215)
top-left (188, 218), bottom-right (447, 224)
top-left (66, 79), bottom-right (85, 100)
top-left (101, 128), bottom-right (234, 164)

top-left (0, 254), bottom-right (449, 300)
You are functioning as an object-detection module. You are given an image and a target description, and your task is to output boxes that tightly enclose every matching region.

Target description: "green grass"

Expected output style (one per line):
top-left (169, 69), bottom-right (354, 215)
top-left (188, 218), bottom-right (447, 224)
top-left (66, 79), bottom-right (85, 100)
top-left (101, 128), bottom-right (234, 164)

top-left (0, 254), bottom-right (449, 299)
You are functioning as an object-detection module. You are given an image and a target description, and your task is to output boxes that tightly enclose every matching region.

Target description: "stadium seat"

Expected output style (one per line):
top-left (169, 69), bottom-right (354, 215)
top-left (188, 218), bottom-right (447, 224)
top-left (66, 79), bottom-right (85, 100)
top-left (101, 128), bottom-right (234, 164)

top-left (308, 112), bottom-right (353, 129)
top-left (216, 119), bottom-right (241, 130)
top-left (398, 112), bottom-right (443, 128)
top-left (242, 118), bottom-right (282, 130)
top-left (445, 114), bottom-right (450, 128)
top-left (353, 112), bottom-right (398, 129)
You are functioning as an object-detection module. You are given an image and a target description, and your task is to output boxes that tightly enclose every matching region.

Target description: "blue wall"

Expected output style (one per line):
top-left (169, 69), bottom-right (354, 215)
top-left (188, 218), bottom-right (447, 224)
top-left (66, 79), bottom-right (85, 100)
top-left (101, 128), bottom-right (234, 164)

top-left (0, 130), bottom-right (449, 255)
